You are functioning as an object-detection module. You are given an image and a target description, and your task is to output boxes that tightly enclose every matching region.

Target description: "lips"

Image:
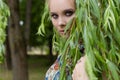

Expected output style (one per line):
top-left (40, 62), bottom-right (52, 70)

top-left (59, 30), bottom-right (69, 38)
top-left (59, 30), bottom-right (64, 34)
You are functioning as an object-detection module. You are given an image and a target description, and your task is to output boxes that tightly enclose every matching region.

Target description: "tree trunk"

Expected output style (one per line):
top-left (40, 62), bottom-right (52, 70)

top-left (25, 0), bottom-right (32, 50)
top-left (5, 26), bottom-right (12, 70)
top-left (7, 0), bottom-right (28, 80)
top-left (48, 36), bottom-right (53, 62)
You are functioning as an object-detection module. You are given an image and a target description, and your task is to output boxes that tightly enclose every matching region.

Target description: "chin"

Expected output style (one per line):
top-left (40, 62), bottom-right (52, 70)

top-left (60, 33), bottom-right (70, 39)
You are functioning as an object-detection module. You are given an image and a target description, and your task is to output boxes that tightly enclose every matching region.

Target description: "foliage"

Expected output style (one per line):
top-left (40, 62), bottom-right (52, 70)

top-left (0, 0), bottom-right (10, 63)
top-left (39, 0), bottom-right (120, 80)
top-left (30, 0), bottom-right (53, 46)
top-left (20, 0), bottom-right (52, 47)
top-left (37, 1), bottom-right (53, 46)
top-left (77, 0), bottom-right (120, 80)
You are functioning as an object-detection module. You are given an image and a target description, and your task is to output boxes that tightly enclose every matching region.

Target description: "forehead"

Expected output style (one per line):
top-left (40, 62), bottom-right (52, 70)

top-left (49, 0), bottom-right (75, 12)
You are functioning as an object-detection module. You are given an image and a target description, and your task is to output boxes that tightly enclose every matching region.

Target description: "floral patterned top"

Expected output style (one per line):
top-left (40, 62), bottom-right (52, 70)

top-left (45, 55), bottom-right (61, 80)
top-left (45, 44), bottom-right (84, 80)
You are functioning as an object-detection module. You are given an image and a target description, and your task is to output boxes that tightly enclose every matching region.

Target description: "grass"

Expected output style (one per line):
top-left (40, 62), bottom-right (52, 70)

top-left (0, 55), bottom-right (56, 80)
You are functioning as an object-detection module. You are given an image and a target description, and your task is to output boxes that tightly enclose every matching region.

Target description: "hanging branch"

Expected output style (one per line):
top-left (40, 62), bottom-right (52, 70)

top-left (0, 0), bottom-right (10, 63)
top-left (39, 0), bottom-right (120, 80)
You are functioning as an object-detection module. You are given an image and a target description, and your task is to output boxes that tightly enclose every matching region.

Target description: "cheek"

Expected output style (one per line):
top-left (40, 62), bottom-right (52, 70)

top-left (51, 19), bottom-right (58, 29)
top-left (51, 19), bottom-right (57, 26)
top-left (66, 14), bottom-right (75, 24)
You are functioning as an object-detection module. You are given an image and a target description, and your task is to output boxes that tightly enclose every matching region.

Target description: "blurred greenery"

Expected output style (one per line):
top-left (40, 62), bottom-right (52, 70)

top-left (0, 55), bottom-right (56, 80)
top-left (0, 0), bottom-right (10, 63)
top-left (20, 0), bottom-right (53, 47)
top-left (0, 0), bottom-right (54, 80)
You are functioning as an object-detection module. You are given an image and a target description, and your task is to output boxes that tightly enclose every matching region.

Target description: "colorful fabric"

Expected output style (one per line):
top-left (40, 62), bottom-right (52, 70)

top-left (45, 55), bottom-right (61, 80)
top-left (45, 44), bottom-right (84, 80)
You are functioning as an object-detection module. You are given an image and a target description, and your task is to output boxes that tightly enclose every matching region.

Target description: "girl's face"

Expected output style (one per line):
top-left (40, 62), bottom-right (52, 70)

top-left (49, 0), bottom-right (75, 36)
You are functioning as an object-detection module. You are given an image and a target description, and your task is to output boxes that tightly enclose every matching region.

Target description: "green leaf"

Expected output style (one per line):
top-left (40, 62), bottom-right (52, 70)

top-left (0, 0), bottom-right (10, 63)
top-left (106, 59), bottom-right (120, 80)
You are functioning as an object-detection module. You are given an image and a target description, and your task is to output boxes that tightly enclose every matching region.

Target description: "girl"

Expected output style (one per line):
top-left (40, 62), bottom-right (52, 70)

top-left (39, 0), bottom-right (120, 80)
top-left (45, 0), bottom-right (88, 80)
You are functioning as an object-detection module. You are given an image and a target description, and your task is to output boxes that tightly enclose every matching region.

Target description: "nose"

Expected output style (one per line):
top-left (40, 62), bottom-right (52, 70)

top-left (58, 17), bottom-right (66, 27)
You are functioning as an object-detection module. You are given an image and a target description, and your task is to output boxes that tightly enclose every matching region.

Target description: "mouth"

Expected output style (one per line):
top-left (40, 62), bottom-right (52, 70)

top-left (59, 30), bottom-right (64, 34)
top-left (59, 29), bottom-right (70, 38)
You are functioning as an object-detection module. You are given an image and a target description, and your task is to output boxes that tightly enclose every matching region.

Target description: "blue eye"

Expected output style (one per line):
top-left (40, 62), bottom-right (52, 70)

top-left (65, 10), bottom-right (74, 17)
top-left (51, 14), bottom-right (58, 19)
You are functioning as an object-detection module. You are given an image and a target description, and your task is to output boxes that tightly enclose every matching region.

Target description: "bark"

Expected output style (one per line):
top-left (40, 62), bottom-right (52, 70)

top-left (48, 36), bottom-right (53, 62)
top-left (25, 0), bottom-right (32, 49)
top-left (7, 0), bottom-right (28, 80)
top-left (5, 27), bottom-right (12, 70)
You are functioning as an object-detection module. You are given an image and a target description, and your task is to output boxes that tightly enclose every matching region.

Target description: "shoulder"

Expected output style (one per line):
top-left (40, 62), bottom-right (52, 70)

top-left (72, 55), bottom-right (89, 80)
top-left (45, 56), bottom-right (60, 80)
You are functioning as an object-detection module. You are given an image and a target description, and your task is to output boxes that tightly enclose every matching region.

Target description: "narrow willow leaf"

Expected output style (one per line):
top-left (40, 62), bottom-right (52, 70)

top-left (73, 46), bottom-right (79, 65)
top-left (104, 6), bottom-right (110, 32)
top-left (59, 58), bottom-right (67, 80)
top-left (94, 48), bottom-right (105, 64)
top-left (37, 1), bottom-right (49, 36)
top-left (116, 52), bottom-right (120, 65)
top-left (114, 28), bottom-right (120, 47)
top-left (106, 59), bottom-right (120, 80)
top-left (108, 9), bottom-right (116, 30)
top-left (86, 54), bottom-right (98, 80)
top-left (64, 18), bottom-right (75, 34)
top-left (90, 0), bottom-right (100, 19)
top-left (109, 0), bottom-right (119, 23)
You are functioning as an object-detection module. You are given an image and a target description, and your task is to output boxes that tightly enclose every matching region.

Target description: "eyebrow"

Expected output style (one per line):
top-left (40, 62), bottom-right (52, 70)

top-left (63, 9), bottom-right (75, 13)
top-left (50, 12), bottom-right (57, 16)
top-left (50, 8), bottom-right (75, 14)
